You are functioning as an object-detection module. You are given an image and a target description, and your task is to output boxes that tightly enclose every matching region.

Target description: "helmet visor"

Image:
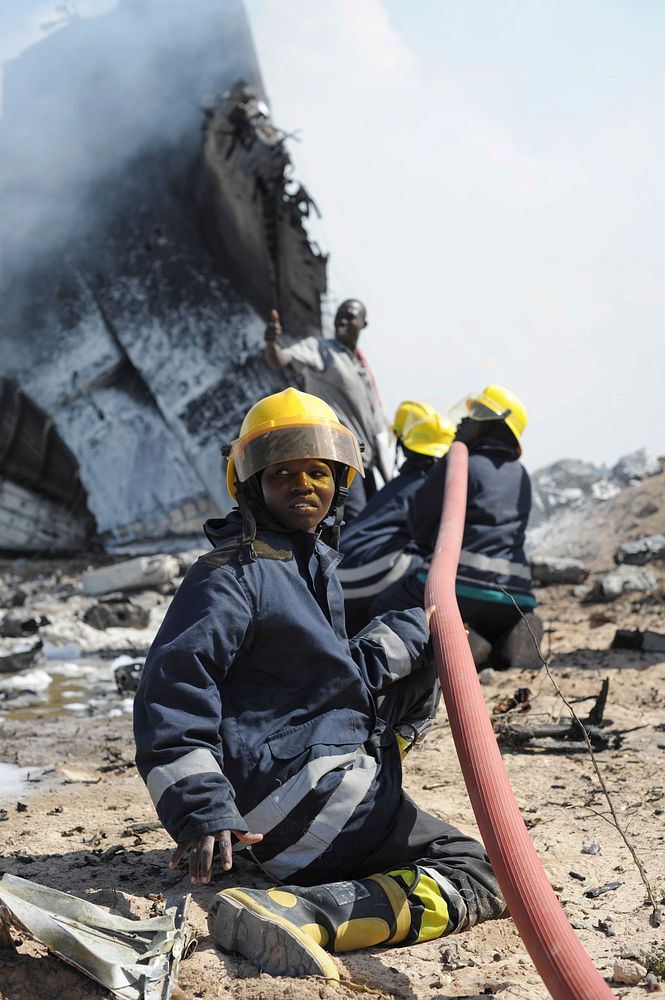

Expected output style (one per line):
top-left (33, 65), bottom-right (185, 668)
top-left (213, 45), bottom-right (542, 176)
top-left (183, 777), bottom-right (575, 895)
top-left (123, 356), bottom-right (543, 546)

top-left (448, 394), bottom-right (510, 427)
top-left (229, 422), bottom-right (365, 484)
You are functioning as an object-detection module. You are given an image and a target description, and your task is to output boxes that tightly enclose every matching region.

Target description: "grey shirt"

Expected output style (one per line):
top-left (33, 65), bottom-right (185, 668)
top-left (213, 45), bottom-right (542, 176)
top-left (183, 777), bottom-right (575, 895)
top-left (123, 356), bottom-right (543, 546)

top-left (279, 336), bottom-right (387, 471)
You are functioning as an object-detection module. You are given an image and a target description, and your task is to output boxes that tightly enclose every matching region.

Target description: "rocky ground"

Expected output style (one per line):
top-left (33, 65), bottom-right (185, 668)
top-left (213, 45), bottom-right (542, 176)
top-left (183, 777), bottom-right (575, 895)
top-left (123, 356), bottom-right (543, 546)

top-left (1, 474), bottom-right (664, 999)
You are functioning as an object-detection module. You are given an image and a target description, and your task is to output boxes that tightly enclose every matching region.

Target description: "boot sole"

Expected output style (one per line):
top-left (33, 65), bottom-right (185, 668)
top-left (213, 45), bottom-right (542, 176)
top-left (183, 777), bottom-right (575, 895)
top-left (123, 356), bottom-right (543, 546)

top-left (208, 889), bottom-right (341, 980)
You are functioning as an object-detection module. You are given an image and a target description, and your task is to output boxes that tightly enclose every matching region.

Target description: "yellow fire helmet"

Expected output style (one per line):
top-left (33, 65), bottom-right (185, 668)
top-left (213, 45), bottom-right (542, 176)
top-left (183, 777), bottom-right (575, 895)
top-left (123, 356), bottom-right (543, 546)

top-left (401, 409), bottom-right (456, 458)
top-left (465, 384), bottom-right (527, 452)
top-left (224, 387), bottom-right (365, 501)
top-left (391, 399), bottom-right (436, 441)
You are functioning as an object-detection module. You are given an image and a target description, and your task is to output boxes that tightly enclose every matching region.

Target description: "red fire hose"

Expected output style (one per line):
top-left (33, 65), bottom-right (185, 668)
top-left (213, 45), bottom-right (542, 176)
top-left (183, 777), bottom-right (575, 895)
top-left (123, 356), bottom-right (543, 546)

top-left (425, 441), bottom-right (615, 1000)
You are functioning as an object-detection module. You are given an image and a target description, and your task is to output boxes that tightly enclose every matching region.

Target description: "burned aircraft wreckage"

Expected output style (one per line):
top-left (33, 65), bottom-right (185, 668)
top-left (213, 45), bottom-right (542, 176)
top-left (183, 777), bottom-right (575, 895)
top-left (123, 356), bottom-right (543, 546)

top-left (0, 0), bottom-right (326, 553)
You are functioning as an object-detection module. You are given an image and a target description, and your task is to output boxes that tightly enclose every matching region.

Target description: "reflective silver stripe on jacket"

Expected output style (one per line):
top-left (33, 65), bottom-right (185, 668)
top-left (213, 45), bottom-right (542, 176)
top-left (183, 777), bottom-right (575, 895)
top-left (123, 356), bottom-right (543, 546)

top-left (355, 619), bottom-right (412, 680)
top-left (458, 548), bottom-right (531, 581)
top-left (261, 750), bottom-right (378, 880)
top-left (338, 550), bottom-right (407, 583)
top-left (241, 751), bottom-right (359, 836)
top-left (146, 748), bottom-right (222, 807)
top-left (338, 551), bottom-right (414, 600)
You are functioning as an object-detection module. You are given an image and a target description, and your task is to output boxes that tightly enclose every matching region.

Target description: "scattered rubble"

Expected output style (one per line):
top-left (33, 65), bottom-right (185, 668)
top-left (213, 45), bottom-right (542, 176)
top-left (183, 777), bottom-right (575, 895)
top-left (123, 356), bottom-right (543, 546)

top-left (530, 450), bottom-right (662, 531)
top-left (527, 451), bottom-right (664, 565)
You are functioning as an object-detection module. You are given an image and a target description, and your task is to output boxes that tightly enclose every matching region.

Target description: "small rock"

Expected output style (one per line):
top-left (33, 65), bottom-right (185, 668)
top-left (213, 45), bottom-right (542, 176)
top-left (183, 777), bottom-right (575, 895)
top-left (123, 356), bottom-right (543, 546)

top-left (84, 599), bottom-right (150, 631)
top-left (614, 534), bottom-right (665, 567)
top-left (611, 629), bottom-right (665, 653)
top-left (612, 958), bottom-right (647, 985)
top-left (0, 585), bottom-right (27, 608)
top-left (596, 918), bottom-right (615, 937)
top-left (82, 555), bottom-right (180, 597)
top-left (612, 448), bottom-right (662, 483)
top-left (586, 565), bottom-right (657, 602)
top-left (0, 638), bottom-right (43, 672)
top-left (645, 972), bottom-right (661, 992)
top-left (585, 881), bottom-right (622, 899)
top-left (114, 659), bottom-right (144, 694)
top-left (477, 667), bottom-right (495, 685)
top-left (531, 555), bottom-right (589, 585)
top-left (0, 611), bottom-right (49, 638)
top-left (582, 841), bottom-right (601, 855)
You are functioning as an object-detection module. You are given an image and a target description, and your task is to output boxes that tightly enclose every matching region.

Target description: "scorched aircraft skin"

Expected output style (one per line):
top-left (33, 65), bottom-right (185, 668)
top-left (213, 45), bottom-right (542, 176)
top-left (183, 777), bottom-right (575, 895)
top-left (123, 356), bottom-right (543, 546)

top-left (0, 0), bottom-right (326, 553)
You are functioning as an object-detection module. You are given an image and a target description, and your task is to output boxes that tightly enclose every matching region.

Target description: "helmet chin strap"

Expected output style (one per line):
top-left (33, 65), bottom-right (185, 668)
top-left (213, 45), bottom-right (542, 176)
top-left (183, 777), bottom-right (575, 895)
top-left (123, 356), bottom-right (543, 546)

top-left (320, 465), bottom-right (349, 550)
top-left (236, 477), bottom-right (263, 563)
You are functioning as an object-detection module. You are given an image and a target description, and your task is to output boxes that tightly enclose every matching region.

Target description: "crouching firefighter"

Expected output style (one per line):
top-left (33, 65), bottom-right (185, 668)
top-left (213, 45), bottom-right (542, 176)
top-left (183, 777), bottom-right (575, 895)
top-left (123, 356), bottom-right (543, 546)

top-left (133, 388), bottom-right (506, 980)
top-left (338, 400), bottom-right (455, 635)
top-left (373, 384), bottom-right (543, 670)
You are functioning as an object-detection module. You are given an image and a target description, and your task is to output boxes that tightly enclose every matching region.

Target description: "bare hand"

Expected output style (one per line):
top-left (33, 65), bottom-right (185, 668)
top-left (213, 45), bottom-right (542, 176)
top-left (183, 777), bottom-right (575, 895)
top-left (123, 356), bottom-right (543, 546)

top-left (264, 308), bottom-right (282, 342)
top-left (425, 605), bottom-right (436, 626)
top-left (170, 829), bottom-right (263, 884)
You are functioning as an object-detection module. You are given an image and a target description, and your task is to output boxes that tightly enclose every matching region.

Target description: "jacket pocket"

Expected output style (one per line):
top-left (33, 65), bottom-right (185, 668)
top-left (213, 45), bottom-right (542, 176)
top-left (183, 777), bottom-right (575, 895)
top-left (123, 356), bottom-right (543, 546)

top-left (267, 709), bottom-right (363, 760)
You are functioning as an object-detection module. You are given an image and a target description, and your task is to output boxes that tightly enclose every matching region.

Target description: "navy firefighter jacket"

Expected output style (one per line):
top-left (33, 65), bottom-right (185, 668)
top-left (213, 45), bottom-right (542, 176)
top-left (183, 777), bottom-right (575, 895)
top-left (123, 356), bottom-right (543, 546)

top-left (133, 511), bottom-right (430, 884)
top-left (408, 438), bottom-right (533, 597)
top-left (338, 455), bottom-right (434, 607)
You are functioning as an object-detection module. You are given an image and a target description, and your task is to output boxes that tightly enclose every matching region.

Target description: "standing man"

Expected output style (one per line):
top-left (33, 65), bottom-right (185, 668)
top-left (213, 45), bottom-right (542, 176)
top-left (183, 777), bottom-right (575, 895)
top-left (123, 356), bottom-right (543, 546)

top-left (264, 299), bottom-right (390, 519)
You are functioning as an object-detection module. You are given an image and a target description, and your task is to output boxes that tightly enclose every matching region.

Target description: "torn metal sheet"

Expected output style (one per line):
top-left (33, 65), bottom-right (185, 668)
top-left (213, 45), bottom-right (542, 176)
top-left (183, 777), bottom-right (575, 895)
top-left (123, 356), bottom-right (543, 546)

top-left (0, 874), bottom-right (193, 1000)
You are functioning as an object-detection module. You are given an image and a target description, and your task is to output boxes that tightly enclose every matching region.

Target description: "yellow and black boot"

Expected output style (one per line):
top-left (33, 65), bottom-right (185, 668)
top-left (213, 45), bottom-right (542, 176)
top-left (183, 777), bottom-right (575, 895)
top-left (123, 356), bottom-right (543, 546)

top-left (208, 872), bottom-right (412, 979)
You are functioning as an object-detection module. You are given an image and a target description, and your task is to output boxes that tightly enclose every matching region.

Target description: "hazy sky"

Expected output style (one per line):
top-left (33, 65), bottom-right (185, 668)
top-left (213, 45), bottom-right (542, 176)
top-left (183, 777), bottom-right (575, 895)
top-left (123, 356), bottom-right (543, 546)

top-left (246, 0), bottom-right (664, 471)
top-left (3, 1), bottom-right (663, 472)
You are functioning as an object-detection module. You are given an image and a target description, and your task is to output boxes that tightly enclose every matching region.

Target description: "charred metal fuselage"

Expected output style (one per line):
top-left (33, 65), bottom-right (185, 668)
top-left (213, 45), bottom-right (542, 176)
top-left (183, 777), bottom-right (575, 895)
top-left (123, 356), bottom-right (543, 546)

top-left (0, 0), bottom-right (326, 553)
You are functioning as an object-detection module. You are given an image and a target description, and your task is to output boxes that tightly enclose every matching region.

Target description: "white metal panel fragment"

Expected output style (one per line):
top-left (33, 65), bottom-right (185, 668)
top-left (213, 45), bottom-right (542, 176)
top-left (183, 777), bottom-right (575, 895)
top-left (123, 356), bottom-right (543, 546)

top-left (0, 874), bottom-right (193, 1000)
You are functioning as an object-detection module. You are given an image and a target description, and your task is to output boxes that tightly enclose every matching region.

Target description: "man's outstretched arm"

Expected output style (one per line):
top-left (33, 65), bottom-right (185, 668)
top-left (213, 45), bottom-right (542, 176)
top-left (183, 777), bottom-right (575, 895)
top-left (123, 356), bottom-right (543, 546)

top-left (264, 307), bottom-right (288, 369)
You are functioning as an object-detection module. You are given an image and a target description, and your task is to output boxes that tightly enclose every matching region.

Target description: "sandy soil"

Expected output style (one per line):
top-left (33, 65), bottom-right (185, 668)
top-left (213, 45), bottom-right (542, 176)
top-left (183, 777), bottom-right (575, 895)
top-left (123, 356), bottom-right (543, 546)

top-left (1, 556), bottom-right (665, 997)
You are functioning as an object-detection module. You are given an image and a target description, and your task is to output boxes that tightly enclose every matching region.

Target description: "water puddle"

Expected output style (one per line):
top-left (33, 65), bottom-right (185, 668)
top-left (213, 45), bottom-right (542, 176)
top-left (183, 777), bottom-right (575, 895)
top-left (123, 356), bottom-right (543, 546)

top-left (0, 762), bottom-right (47, 805)
top-left (0, 654), bottom-right (138, 721)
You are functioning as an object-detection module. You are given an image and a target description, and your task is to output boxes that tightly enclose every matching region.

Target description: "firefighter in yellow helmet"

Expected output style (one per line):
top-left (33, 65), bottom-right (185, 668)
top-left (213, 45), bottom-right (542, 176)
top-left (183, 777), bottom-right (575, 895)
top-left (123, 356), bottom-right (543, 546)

top-left (134, 387), bottom-right (505, 981)
top-left (373, 385), bottom-right (543, 670)
top-left (224, 387), bottom-right (364, 552)
top-left (391, 398), bottom-right (436, 444)
top-left (339, 402), bottom-right (455, 635)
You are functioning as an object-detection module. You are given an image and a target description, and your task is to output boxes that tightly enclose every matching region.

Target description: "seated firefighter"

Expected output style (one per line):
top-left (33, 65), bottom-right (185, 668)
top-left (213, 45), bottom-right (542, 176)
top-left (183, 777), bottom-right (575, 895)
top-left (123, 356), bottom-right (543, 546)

top-left (133, 387), bottom-right (505, 980)
top-left (372, 385), bottom-right (543, 669)
top-left (338, 400), bottom-right (455, 635)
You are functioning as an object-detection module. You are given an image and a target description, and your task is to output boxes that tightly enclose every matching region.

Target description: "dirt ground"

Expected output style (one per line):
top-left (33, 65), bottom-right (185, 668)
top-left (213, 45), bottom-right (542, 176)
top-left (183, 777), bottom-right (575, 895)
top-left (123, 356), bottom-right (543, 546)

top-left (1, 529), bottom-right (665, 997)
